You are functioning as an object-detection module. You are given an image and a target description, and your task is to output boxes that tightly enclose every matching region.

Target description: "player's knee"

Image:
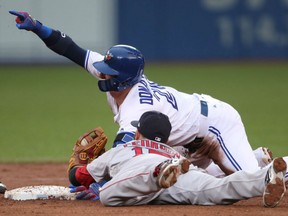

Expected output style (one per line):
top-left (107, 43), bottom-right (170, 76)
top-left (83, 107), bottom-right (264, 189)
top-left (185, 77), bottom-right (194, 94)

top-left (99, 191), bottom-right (112, 206)
top-left (100, 190), bottom-right (121, 206)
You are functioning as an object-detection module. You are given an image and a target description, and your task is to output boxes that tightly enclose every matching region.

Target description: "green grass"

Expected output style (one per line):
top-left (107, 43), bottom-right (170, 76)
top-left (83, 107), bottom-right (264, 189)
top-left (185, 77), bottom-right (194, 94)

top-left (0, 62), bottom-right (287, 162)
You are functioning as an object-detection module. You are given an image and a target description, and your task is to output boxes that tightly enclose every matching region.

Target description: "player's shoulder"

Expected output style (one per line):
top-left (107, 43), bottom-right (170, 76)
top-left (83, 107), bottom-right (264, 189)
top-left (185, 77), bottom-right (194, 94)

top-left (87, 50), bottom-right (104, 61)
top-left (85, 50), bottom-right (104, 74)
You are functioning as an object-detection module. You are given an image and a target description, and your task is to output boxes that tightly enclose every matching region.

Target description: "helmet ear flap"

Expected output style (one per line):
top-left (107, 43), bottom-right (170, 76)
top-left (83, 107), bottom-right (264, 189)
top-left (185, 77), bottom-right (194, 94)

top-left (94, 45), bottom-right (145, 92)
top-left (98, 78), bottom-right (119, 92)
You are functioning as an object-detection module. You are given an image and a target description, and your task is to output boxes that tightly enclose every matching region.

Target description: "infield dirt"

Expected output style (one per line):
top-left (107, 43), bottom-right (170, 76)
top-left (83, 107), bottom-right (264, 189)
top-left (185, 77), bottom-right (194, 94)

top-left (0, 163), bottom-right (287, 216)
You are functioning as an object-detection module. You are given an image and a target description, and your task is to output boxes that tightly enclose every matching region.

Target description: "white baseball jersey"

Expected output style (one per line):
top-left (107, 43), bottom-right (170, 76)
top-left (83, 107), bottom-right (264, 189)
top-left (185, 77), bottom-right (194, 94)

top-left (85, 50), bottom-right (202, 146)
top-left (84, 50), bottom-right (261, 177)
top-left (87, 139), bottom-right (182, 182)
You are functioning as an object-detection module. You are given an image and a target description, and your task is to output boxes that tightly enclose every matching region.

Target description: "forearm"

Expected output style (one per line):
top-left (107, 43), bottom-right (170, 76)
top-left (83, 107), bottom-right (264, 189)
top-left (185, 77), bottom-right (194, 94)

top-left (41, 29), bottom-right (87, 67)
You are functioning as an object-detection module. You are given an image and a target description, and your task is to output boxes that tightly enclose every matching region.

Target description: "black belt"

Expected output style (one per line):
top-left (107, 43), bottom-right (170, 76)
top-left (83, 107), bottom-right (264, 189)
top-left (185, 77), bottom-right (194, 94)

top-left (200, 100), bottom-right (208, 117)
top-left (183, 137), bottom-right (203, 153)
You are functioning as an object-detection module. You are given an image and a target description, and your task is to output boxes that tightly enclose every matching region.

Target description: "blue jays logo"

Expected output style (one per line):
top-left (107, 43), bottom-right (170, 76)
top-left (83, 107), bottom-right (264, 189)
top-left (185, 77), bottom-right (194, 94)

top-left (105, 52), bottom-right (113, 61)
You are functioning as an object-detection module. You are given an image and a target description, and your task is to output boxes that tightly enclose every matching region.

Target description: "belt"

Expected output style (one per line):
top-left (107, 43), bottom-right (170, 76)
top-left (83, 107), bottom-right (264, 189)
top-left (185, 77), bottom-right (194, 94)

top-left (183, 137), bottom-right (203, 153)
top-left (200, 100), bottom-right (208, 117)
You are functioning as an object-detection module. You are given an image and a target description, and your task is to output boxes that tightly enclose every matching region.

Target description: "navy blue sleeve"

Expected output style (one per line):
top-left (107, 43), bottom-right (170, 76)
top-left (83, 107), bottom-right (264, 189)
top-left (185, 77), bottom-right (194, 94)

top-left (42, 30), bottom-right (87, 67)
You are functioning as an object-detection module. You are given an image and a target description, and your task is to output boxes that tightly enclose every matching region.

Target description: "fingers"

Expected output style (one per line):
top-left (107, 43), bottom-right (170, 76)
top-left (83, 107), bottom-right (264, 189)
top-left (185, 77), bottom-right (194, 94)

top-left (9, 10), bottom-right (30, 30)
top-left (69, 183), bottom-right (101, 201)
top-left (76, 190), bottom-right (97, 200)
top-left (9, 10), bottom-right (20, 16)
top-left (76, 191), bottom-right (88, 199)
top-left (9, 10), bottom-right (26, 21)
top-left (70, 185), bottom-right (87, 193)
top-left (82, 192), bottom-right (97, 200)
top-left (70, 184), bottom-right (100, 200)
top-left (68, 184), bottom-right (76, 189)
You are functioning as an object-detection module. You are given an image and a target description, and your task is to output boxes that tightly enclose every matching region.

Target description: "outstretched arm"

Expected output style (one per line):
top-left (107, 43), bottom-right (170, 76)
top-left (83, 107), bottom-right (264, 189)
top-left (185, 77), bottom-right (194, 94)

top-left (9, 10), bottom-right (87, 67)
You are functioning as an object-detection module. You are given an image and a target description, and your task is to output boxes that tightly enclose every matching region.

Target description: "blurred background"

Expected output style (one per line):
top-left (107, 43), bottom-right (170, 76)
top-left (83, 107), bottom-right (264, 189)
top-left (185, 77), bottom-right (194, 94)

top-left (0, 0), bottom-right (287, 162)
top-left (1, 0), bottom-right (288, 63)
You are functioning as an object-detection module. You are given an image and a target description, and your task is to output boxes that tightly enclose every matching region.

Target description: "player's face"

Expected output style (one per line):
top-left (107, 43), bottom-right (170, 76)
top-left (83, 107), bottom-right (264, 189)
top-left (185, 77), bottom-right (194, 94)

top-left (99, 73), bottom-right (114, 80)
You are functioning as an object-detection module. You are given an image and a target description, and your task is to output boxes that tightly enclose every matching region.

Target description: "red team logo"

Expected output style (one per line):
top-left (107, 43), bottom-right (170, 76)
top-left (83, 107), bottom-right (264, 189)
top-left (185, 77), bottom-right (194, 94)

top-left (105, 53), bottom-right (113, 61)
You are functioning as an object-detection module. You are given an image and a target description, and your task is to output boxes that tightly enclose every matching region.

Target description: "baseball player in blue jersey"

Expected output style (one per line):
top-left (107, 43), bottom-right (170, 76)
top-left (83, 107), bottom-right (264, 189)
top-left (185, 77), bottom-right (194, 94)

top-left (9, 10), bottom-right (283, 181)
top-left (69, 111), bottom-right (287, 207)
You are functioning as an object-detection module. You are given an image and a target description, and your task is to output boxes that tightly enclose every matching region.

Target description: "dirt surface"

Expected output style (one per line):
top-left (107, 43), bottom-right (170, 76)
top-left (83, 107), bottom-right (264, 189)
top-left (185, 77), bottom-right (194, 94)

top-left (0, 163), bottom-right (287, 216)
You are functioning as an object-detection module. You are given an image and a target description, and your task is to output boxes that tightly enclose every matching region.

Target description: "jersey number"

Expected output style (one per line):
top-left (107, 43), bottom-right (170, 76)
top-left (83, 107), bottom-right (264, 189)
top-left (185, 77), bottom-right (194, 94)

top-left (138, 80), bottom-right (178, 110)
top-left (132, 147), bottom-right (171, 158)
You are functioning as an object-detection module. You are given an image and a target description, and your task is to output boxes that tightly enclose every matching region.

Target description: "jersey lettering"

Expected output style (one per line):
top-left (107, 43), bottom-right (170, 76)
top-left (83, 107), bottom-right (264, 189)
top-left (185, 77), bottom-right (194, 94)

top-left (138, 80), bottom-right (178, 110)
top-left (132, 147), bottom-right (172, 158)
top-left (127, 140), bottom-right (181, 159)
top-left (138, 82), bottom-right (153, 105)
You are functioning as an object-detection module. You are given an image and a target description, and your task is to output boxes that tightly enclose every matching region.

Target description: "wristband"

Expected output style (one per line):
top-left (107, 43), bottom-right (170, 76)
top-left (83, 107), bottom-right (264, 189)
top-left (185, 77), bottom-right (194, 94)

top-left (33, 21), bottom-right (52, 39)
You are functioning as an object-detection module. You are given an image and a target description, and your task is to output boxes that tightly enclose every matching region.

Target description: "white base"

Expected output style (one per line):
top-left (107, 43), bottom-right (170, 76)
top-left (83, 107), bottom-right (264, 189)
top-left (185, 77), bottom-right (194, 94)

top-left (4, 185), bottom-right (77, 201)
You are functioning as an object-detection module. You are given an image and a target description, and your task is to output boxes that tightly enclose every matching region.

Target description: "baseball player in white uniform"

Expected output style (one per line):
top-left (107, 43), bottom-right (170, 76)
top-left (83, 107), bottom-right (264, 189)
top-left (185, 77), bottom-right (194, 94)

top-left (70, 111), bottom-right (287, 208)
top-left (9, 11), bottom-right (285, 181)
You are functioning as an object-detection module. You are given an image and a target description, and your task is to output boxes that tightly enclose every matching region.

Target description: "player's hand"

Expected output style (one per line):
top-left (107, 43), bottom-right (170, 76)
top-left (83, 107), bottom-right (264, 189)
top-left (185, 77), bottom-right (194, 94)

top-left (70, 182), bottom-right (102, 201)
top-left (9, 10), bottom-right (41, 31)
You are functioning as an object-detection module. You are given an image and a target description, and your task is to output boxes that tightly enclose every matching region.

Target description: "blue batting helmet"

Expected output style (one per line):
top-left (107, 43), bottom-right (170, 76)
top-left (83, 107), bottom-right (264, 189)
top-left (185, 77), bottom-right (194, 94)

top-left (93, 45), bottom-right (145, 92)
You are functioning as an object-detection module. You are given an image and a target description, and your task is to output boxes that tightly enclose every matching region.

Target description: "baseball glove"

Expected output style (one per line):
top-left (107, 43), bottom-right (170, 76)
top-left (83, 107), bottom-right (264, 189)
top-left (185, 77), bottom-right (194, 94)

top-left (68, 127), bottom-right (108, 172)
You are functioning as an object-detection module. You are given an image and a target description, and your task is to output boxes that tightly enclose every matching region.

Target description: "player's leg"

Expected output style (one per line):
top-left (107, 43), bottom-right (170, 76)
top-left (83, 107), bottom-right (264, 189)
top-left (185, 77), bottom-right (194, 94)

top-left (263, 157), bottom-right (287, 207)
top-left (201, 95), bottom-right (260, 176)
top-left (280, 156), bottom-right (288, 185)
top-left (152, 158), bottom-right (286, 207)
top-left (100, 155), bottom-right (189, 206)
top-left (253, 147), bottom-right (273, 168)
top-left (205, 147), bottom-right (274, 178)
top-left (206, 154), bottom-right (288, 189)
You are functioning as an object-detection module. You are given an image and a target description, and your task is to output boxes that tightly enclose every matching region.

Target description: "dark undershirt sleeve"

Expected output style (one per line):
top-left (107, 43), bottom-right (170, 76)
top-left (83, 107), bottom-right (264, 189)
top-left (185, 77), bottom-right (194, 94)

top-left (42, 30), bottom-right (87, 68)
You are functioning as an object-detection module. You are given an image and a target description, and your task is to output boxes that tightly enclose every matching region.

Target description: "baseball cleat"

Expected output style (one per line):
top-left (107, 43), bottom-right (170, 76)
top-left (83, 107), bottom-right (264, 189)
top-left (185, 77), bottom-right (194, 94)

top-left (153, 158), bottom-right (190, 188)
top-left (263, 157), bottom-right (287, 207)
top-left (0, 181), bottom-right (7, 194)
top-left (262, 147), bottom-right (273, 165)
top-left (254, 147), bottom-right (274, 168)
